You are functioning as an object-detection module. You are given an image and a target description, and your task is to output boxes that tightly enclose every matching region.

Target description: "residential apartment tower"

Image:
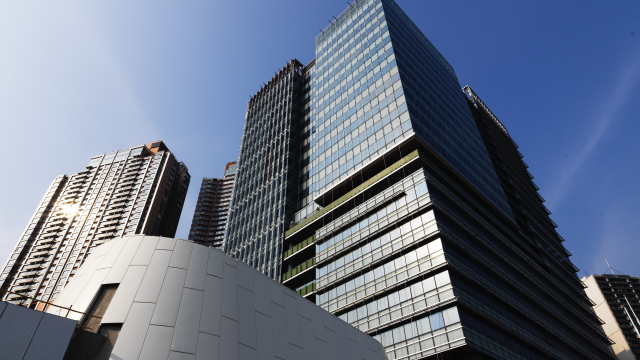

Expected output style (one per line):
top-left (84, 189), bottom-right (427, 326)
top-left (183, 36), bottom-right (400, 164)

top-left (188, 161), bottom-right (237, 248)
top-left (0, 141), bottom-right (190, 308)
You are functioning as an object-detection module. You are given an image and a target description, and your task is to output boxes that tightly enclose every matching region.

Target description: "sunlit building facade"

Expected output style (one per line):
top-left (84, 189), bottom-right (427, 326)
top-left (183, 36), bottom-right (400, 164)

top-left (188, 161), bottom-right (237, 249)
top-left (224, 0), bottom-right (618, 359)
top-left (583, 274), bottom-right (640, 360)
top-left (0, 141), bottom-right (190, 308)
top-left (225, 60), bottom-right (312, 279)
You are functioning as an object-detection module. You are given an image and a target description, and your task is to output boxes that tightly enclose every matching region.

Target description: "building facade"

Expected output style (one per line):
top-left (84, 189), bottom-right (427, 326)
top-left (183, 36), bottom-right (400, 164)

top-left (188, 161), bottom-right (237, 249)
top-left (224, 0), bottom-right (616, 359)
top-left (225, 60), bottom-right (313, 279)
top-left (44, 235), bottom-right (387, 360)
top-left (0, 141), bottom-right (190, 308)
top-left (583, 274), bottom-right (640, 360)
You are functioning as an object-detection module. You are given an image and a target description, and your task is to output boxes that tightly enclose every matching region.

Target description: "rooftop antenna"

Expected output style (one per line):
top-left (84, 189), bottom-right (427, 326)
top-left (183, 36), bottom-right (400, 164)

top-left (605, 259), bottom-right (617, 276)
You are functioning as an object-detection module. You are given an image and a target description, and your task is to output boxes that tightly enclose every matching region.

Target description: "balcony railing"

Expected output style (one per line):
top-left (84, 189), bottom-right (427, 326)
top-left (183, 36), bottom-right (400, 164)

top-left (281, 258), bottom-right (316, 282)
top-left (283, 235), bottom-right (315, 259)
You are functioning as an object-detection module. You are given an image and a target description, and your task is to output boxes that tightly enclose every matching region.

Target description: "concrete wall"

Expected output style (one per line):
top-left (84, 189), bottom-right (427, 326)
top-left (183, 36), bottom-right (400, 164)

top-left (49, 235), bottom-right (386, 360)
top-left (0, 300), bottom-right (77, 360)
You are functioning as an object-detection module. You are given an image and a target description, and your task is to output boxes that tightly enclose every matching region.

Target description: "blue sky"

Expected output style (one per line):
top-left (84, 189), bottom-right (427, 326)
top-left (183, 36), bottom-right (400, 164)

top-left (0, 0), bottom-right (638, 277)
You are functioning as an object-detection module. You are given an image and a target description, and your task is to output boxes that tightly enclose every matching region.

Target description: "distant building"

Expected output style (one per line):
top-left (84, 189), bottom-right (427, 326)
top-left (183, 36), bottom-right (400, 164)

top-left (0, 141), bottom-right (190, 308)
top-left (583, 274), bottom-right (640, 359)
top-left (188, 161), bottom-right (237, 249)
top-left (43, 235), bottom-right (387, 360)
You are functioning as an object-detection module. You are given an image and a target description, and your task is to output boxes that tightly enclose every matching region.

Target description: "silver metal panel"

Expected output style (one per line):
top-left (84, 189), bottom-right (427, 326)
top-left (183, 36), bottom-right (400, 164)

top-left (344, 323), bottom-right (360, 342)
top-left (139, 325), bottom-right (174, 360)
top-left (54, 252), bottom-right (104, 309)
top-left (151, 267), bottom-right (188, 327)
top-left (309, 305), bottom-right (326, 342)
top-left (23, 312), bottom-right (77, 360)
top-left (348, 338), bottom-right (362, 360)
top-left (169, 239), bottom-right (194, 270)
top-left (53, 253), bottom-right (107, 311)
top-left (299, 317), bottom-right (318, 360)
top-left (221, 264), bottom-right (238, 321)
top-left (324, 329), bottom-right (343, 360)
top-left (237, 262), bottom-right (254, 291)
top-left (238, 287), bottom-right (257, 349)
top-left (223, 254), bottom-right (238, 268)
top-left (171, 288), bottom-right (204, 354)
top-left (321, 310), bottom-right (336, 331)
top-left (63, 268), bottom-right (110, 321)
top-left (0, 303), bottom-right (44, 359)
top-left (196, 332), bottom-right (220, 360)
top-left (296, 296), bottom-right (312, 320)
top-left (94, 239), bottom-right (116, 258)
top-left (333, 322), bottom-right (354, 360)
top-left (270, 302), bottom-right (290, 360)
top-left (282, 293), bottom-right (303, 348)
top-left (289, 344), bottom-right (305, 360)
top-left (255, 312), bottom-right (275, 360)
top-left (157, 237), bottom-right (177, 250)
top-left (240, 344), bottom-right (258, 360)
top-left (0, 301), bottom-right (5, 317)
top-left (314, 338), bottom-right (330, 360)
top-left (200, 275), bottom-right (223, 336)
top-left (268, 279), bottom-right (284, 307)
top-left (101, 265), bottom-right (148, 323)
top-left (169, 351), bottom-right (195, 360)
top-left (131, 236), bottom-right (161, 265)
top-left (220, 317), bottom-right (239, 360)
top-left (134, 249), bottom-right (173, 303)
top-left (98, 236), bottom-right (128, 270)
top-left (103, 235), bottom-right (144, 284)
top-left (185, 245), bottom-right (209, 291)
top-left (110, 302), bottom-right (155, 360)
top-left (207, 248), bottom-right (224, 278)
top-left (356, 332), bottom-right (371, 360)
top-left (253, 272), bottom-right (271, 317)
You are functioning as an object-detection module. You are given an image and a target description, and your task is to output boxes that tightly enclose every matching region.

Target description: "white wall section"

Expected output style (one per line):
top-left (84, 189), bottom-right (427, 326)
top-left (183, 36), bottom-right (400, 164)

top-left (46, 235), bottom-right (386, 360)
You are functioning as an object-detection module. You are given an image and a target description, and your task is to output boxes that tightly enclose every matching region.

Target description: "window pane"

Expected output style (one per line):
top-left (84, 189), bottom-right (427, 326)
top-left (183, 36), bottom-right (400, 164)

top-left (442, 307), bottom-right (460, 325)
top-left (429, 312), bottom-right (444, 330)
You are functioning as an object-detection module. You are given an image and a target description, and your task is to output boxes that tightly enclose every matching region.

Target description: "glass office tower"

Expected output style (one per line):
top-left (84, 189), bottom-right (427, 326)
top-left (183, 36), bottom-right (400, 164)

top-left (278, 0), bottom-right (616, 359)
top-left (225, 60), bottom-right (313, 279)
top-left (188, 161), bottom-right (236, 249)
top-left (0, 141), bottom-right (190, 308)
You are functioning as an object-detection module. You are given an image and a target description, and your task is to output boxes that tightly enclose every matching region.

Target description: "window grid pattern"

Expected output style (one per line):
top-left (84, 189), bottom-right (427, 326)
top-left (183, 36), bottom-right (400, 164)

top-left (0, 143), bottom-right (189, 307)
top-left (381, 0), bottom-right (513, 219)
top-left (302, 0), bottom-right (413, 220)
top-left (225, 61), bottom-right (306, 280)
top-left (188, 162), bottom-right (236, 249)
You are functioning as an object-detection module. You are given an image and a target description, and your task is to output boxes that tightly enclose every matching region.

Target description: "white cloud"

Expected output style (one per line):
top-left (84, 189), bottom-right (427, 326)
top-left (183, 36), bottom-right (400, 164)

top-left (547, 49), bottom-right (640, 209)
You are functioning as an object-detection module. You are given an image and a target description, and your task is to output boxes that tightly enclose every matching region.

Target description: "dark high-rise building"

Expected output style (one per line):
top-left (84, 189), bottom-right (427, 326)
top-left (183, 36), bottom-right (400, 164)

top-left (583, 273), bottom-right (640, 360)
top-left (227, 0), bottom-right (615, 359)
top-left (225, 60), bottom-right (313, 279)
top-left (0, 141), bottom-right (190, 308)
top-left (188, 161), bottom-right (237, 249)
